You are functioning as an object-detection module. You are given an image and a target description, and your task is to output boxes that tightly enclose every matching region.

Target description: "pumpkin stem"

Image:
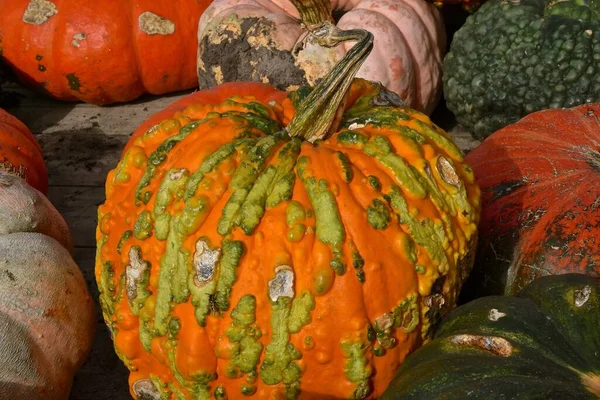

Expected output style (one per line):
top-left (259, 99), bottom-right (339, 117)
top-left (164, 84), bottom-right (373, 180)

top-left (288, 0), bottom-right (333, 27)
top-left (286, 22), bottom-right (373, 142)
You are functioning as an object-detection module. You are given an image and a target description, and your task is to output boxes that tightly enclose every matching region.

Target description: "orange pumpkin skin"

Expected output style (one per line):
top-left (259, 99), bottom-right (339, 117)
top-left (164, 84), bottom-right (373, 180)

top-left (0, 108), bottom-right (47, 193)
top-left (96, 79), bottom-right (480, 399)
top-left (0, 0), bottom-right (213, 105)
top-left (461, 104), bottom-right (600, 299)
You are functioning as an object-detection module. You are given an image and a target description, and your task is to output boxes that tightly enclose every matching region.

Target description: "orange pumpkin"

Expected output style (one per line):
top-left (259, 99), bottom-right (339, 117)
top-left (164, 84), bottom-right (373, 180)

top-left (0, 172), bottom-right (95, 399)
top-left (0, 108), bottom-right (47, 193)
top-left (97, 23), bottom-right (479, 399)
top-left (0, 0), bottom-right (213, 105)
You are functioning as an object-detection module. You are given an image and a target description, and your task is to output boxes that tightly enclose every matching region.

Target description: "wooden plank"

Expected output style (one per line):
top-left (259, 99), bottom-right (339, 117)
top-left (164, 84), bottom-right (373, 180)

top-left (70, 248), bottom-right (130, 400)
top-left (47, 186), bottom-right (104, 248)
top-left (40, 133), bottom-right (129, 187)
top-left (448, 125), bottom-right (481, 155)
top-left (5, 86), bottom-right (191, 136)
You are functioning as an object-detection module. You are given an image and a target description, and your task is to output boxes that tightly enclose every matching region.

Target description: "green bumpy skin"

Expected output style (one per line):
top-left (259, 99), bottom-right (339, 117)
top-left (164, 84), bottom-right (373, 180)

top-left (380, 274), bottom-right (600, 399)
top-left (443, 0), bottom-right (600, 139)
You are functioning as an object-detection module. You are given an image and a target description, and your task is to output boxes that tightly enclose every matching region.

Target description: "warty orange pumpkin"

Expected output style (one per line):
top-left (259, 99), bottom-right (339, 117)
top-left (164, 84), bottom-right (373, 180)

top-left (97, 22), bottom-right (480, 399)
top-left (0, 0), bottom-right (213, 105)
top-left (0, 171), bottom-right (95, 399)
top-left (0, 108), bottom-right (48, 193)
top-left (197, 0), bottom-right (446, 114)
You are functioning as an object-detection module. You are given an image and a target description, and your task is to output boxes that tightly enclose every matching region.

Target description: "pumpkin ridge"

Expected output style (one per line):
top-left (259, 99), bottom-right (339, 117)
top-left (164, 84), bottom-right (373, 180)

top-left (238, 138), bottom-right (303, 235)
top-left (503, 174), bottom-right (599, 294)
top-left (217, 134), bottom-right (290, 236)
top-left (183, 138), bottom-right (259, 201)
top-left (135, 120), bottom-right (205, 204)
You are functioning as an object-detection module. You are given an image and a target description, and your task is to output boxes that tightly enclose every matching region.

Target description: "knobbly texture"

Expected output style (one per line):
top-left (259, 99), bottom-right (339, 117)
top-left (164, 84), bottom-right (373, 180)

top-left (444, 0), bottom-right (600, 139)
top-left (381, 274), bottom-right (600, 399)
top-left (0, 0), bottom-right (213, 104)
top-left (0, 232), bottom-right (95, 400)
top-left (96, 79), bottom-right (480, 399)
top-left (461, 104), bottom-right (600, 301)
top-left (0, 172), bottom-right (72, 253)
top-left (197, 0), bottom-right (446, 114)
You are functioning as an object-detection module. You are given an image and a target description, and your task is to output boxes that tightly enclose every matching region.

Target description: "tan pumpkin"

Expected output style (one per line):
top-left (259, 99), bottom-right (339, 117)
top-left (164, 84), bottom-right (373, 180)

top-left (0, 172), bottom-right (95, 399)
top-left (197, 0), bottom-right (446, 114)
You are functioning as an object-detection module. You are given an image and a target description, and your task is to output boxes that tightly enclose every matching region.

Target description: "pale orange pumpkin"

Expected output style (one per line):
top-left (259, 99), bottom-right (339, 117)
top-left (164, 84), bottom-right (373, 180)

top-left (0, 172), bottom-right (95, 399)
top-left (197, 0), bottom-right (446, 114)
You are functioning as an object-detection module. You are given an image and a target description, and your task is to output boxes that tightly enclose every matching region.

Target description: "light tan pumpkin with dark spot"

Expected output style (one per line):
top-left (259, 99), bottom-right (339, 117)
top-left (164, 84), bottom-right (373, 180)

top-left (197, 0), bottom-right (446, 114)
top-left (0, 172), bottom-right (95, 399)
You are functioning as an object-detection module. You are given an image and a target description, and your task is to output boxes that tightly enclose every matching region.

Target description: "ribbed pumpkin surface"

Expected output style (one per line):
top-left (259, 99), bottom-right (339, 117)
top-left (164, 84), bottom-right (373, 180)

top-left (0, 0), bottom-right (212, 105)
top-left (0, 108), bottom-right (47, 193)
top-left (461, 103), bottom-right (600, 300)
top-left (95, 79), bottom-right (480, 399)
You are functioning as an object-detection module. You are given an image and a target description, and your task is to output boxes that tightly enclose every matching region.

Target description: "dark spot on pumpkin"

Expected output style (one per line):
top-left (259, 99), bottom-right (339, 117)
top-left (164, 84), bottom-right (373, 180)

top-left (450, 334), bottom-right (513, 357)
top-left (35, 54), bottom-right (43, 61)
top-left (583, 147), bottom-right (600, 172)
top-left (197, 17), bottom-right (308, 91)
top-left (38, 64), bottom-right (46, 72)
top-left (331, 8), bottom-right (347, 23)
top-left (132, 379), bottom-right (160, 400)
top-left (66, 73), bottom-right (81, 92)
top-left (424, 275), bottom-right (448, 339)
top-left (3, 270), bottom-right (16, 281)
top-left (484, 178), bottom-right (527, 201)
top-left (369, 83), bottom-right (404, 107)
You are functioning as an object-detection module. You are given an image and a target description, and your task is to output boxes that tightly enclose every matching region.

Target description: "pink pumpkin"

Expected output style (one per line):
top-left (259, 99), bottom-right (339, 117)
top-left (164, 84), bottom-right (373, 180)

top-left (197, 0), bottom-right (446, 114)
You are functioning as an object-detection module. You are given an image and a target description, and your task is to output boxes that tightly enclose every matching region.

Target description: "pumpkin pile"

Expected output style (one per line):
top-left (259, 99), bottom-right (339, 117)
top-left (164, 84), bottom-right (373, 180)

top-left (1, 0), bottom-right (599, 398)
top-left (0, 110), bottom-right (95, 399)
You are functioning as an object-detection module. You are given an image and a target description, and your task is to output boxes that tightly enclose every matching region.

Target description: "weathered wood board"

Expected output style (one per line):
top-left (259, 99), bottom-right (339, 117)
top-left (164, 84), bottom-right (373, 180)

top-left (4, 85), bottom-right (480, 400)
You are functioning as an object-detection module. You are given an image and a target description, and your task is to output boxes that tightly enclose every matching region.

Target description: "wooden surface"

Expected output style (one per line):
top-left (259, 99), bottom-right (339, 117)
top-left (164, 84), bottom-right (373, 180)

top-left (4, 86), bottom-right (481, 400)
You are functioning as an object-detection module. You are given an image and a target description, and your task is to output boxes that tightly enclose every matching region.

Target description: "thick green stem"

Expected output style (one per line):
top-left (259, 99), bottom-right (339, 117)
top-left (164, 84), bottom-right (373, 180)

top-left (286, 22), bottom-right (373, 142)
top-left (288, 0), bottom-right (333, 27)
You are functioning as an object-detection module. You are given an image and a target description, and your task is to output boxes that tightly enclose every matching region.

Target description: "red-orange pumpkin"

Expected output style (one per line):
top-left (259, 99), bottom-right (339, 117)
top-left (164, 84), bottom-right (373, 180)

top-left (461, 103), bottom-right (600, 301)
top-left (0, 0), bottom-right (213, 105)
top-left (0, 108), bottom-right (47, 193)
top-left (97, 24), bottom-right (479, 399)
